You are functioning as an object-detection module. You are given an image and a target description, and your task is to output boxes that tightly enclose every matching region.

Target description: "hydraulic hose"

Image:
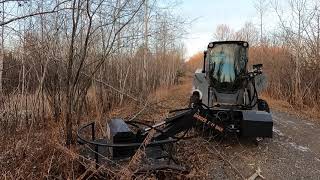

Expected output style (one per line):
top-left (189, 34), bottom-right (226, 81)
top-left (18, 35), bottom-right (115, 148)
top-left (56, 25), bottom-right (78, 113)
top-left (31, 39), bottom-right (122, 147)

top-left (242, 76), bottom-right (259, 109)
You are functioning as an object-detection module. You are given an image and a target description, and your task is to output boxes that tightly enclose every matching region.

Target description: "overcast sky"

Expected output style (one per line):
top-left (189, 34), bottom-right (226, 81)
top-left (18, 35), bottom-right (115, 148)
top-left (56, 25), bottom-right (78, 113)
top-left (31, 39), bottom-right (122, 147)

top-left (176, 0), bottom-right (279, 58)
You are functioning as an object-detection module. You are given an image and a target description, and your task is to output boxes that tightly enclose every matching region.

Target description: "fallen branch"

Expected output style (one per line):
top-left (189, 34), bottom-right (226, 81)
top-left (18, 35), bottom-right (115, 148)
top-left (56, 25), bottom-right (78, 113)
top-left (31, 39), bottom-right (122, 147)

top-left (83, 73), bottom-right (140, 102)
top-left (247, 167), bottom-right (265, 180)
top-left (203, 141), bottom-right (246, 179)
top-left (118, 129), bottom-right (156, 179)
top-left (128, 100), bottom-right (149, 121)
top-left (46, 150), bottom-right (55, 177)
top-left (135, 164), bottom-right (187, 173)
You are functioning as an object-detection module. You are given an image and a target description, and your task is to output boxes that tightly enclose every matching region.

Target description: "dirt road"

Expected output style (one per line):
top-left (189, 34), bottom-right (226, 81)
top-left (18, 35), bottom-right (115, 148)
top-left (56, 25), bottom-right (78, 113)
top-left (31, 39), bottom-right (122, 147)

top-left (155, 77), bottom-right (320, 179)
top-left (197, 110), bottom-right (320, 179)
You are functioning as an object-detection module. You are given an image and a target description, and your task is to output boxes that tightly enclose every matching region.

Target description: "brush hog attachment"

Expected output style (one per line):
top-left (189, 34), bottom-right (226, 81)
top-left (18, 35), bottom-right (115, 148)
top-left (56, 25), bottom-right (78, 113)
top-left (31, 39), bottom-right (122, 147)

top-left (77, 108), bottom-right (198, 172)
top-left (77, 102), bottom-right (272, 170)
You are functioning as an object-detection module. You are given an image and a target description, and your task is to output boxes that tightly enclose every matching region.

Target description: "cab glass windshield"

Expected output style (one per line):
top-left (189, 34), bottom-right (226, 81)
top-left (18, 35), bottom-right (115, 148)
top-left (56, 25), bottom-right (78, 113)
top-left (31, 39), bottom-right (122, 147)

top-left (207, 43), bottom-right (247, 92)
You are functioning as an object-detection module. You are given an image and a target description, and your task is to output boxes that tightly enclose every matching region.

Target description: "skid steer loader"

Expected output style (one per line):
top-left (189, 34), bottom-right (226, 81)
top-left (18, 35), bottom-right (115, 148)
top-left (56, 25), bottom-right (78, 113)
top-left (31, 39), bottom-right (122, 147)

top-left (190, 41), bottom-right (272, 137)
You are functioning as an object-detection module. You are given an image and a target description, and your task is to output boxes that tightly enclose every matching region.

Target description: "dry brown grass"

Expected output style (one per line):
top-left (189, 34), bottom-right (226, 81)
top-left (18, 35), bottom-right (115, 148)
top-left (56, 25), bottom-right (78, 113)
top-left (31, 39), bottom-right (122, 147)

top-left (261, 94), bottom-right (320, 120)
top-left (1, 121), bottom-right (74, 179)
top-left (0, 77), bottom-right (193, 179)
top-left (2, 72), bottom-right (318, 179)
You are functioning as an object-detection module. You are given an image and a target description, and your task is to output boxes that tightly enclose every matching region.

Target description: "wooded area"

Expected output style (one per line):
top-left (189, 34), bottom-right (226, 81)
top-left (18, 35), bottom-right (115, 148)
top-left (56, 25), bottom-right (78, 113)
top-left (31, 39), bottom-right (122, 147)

top-left (0, 0), bottom-right (185, 146)
top-left (1, 0), bottom-right (320, 179)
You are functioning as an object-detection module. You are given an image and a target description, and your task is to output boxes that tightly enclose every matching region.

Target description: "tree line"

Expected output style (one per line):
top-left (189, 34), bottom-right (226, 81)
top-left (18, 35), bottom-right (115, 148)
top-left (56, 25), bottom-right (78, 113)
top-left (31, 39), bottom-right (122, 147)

top-left (0, 0), bottom-right (186, 145)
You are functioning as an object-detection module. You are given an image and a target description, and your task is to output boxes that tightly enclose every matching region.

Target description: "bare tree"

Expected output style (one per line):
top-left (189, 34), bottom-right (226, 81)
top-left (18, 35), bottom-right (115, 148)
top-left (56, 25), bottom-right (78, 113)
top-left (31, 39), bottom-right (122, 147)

top-left (234, 22), bottom-right (259, 46)
top-left (0, 1), bottom-right (4, 94)
top-left (143, 0), bottom-right (149, 91)
top-left (0, 0), bottom-right (186, 151)
top-left (214, 24), bottom-right (234, 41)
top-left (254, 0), bottom-right (269, 44)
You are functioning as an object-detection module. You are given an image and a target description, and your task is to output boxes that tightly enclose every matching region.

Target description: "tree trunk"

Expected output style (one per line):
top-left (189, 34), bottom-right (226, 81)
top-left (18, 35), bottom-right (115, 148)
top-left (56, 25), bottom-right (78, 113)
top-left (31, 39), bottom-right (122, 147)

top-left (143, 0), bottom-right (148, 92)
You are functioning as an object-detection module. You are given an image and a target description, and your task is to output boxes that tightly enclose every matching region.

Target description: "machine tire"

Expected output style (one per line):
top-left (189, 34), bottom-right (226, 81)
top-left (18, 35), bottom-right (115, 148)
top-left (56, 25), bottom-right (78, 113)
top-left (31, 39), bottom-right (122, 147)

top-left (257, 99), bottom-right (270, 113)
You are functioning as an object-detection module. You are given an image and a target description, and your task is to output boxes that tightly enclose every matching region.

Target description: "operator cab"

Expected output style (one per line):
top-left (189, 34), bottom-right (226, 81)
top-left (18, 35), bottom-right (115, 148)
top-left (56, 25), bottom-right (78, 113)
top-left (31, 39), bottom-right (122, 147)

top-left (193, 41), bottom-right (255, 107)
top-left (205, 41), bottom-right (249, 93)
top-left (191, 41), bottom-right (272, 139)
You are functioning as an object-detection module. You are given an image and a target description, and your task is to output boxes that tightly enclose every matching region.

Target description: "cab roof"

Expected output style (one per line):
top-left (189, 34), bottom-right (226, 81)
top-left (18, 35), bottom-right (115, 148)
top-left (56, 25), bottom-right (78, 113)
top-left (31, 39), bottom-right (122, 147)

top-left (207, 41), bottom-right (249, 49)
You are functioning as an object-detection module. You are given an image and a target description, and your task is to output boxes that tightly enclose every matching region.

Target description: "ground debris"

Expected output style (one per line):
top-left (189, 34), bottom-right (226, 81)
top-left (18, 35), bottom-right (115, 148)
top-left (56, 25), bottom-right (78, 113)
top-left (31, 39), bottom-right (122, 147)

top-left (247, 167), bottom-right (265, 180)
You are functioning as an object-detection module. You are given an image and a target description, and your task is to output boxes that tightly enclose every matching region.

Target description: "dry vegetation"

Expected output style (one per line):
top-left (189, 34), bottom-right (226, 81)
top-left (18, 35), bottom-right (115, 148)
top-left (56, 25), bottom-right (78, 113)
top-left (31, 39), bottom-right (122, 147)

top-left (0, 0), bottom-right (319, 179)
top-left (0, 0), bottom-right (187, 178)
